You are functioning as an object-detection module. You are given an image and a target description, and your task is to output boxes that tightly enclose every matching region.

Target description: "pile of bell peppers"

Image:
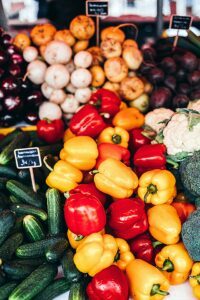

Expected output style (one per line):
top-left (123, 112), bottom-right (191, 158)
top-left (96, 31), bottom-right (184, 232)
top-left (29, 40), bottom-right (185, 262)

top-left (42, 88), bottom-right (197, 300)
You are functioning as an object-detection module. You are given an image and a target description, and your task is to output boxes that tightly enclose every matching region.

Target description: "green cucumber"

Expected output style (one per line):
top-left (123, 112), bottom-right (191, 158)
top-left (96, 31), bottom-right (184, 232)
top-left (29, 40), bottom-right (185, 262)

top-left (69, 282), bottom-right (86, 300)
top-left (6, 180), bottom-right (44, 208)
top-left (9, 195), bottom-right (21, 204)
top-left (0, 166), bottom-right (18, 179)
top-left (61, 249), bottom-right (82, 283)
top-left (0, 128), bottom-right (22, 150)
top-left (2, 261), bottom-right (37, 280)
top-left (0, 281), bottom-right (18, 300)
top-left (46, 239), bottom-right (68, 263)
top-left (34, 277), bottom-right (71, 300)
top-left (0, 192), bottom-right (10, 211)
top-left (0, 269), bottom-right (6, 286)
top-left (16, 237), bottom-right (66, 259)
top-left (9, 263), bottom-right (57, 300)
top-left (23, 215), bottom-right (45, 242)
top-left (10, 204), bottom-right (47, 221)
top-left (0, 210), bottom-right (16, 246)
top-left (10, 258), bottom-right (45, 266)
top-left (0, 177), bottom-right (8, 190)
top-left (0, 233), bottom-right (23, 262)
top-left (46, 188), bottom-right (62, 236)
top-left (0, 131), bottom-right (30, 165)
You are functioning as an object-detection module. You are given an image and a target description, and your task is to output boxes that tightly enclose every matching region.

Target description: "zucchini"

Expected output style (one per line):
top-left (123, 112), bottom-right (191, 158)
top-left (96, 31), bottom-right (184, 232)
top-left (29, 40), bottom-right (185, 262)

top-left (0, 269), bottom-right (6, 286)
top-left (39, 144), bottom-right (62, 158)
top-left (0, 131), bottom-right (30, 165)
top-left (0, 210), bottom-right (16, 246)
top-left (69, 282), bottom-right (86, 300)
top-left (0, 177), bottom-right (8, 190)
top-left (16, 237), bottom-right (66, 259)
top-left (23, 215), bottom-right (45, 242)
top-left (46, 239), bottom-right (68, 263)
top-left (34, 277), bottom-right (70, 300)
top-left (18, 168), bottom-right (44, 185)
top-left (0, 166), bottom-right (17, 179)
top-left (0, 192), bottom-right (10, 211)
top-left (11, 258), bottom-right (45, 266)
top-left (9, 195), bottom-right (21, 204)
top-left (61, 249), bottom-right (82, 283)
top-left (0, 281), bottom-right (18, 300)
top-left (2, 261), bottom-right (37, 280)
top-left (46, 188), bottom-right (62, 236)
top-left (0, 233), bottom-right (23, 262)
top-left (6, 180), bottom-right (44, 208)
top-left (10, 204), bottom-right (47, 221)
top-left (9, 263), bottom-right (57, 300)
top-left (0, 128), bottom-right (22, 150)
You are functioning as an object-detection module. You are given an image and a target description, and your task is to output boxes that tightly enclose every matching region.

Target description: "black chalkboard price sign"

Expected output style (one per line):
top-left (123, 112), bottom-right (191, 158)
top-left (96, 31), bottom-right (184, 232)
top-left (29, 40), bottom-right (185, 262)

top-left (86, 1), bottom-right (109, 17)
top-left (170, 15), bottom-right (192, 30)
top-left (14, 147), bottom-right (42, 169)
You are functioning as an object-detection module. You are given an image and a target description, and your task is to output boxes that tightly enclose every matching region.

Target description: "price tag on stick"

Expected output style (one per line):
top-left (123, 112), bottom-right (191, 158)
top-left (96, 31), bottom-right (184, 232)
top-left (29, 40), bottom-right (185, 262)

top-left (86, 0), bottom-right (109, 46)
top-left (14, 147), bottom-right (42, 192)
top-left (170, 15), bottom-right (193, 48)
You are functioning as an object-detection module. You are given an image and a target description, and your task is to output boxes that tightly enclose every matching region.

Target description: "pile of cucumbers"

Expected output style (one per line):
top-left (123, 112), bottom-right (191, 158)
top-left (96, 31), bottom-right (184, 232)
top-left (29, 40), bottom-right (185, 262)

top-left (0, 130), bottom-right (87, 300)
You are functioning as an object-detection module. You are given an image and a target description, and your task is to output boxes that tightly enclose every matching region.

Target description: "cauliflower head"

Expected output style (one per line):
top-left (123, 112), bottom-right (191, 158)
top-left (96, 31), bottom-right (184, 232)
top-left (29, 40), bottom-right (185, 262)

top-left (163, 112), bottom-right (200, 155)
top-left (145, 108), bottom-right (174, 133)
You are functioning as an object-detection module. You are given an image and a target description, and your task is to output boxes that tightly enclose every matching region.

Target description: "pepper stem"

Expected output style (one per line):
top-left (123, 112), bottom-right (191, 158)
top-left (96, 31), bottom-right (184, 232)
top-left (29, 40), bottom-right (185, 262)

top-left (112, 134), bottom-right (122, 144)
top-left (189, 274), bottom-right (200, 284)
top-left (152, 241), bottom-right (163, 248)
top-left (144, 184), bottom-right (157, 203)
top-left (89, 170), bottom-right (99, 175)
top-left (64, 191), bottom-right (70, 199)
top-left (114, 249), bottom-right (120, 262)
top-left (93, 99), bottom-right (101, 108)
top-left (150, 284), bottom-right (169, 296)
top-left (43, 156), bottom-right (53, 172)
top-left (162, 259), bottom-right (174, 272)
top-left (74, 235), bottom-right (84, 241)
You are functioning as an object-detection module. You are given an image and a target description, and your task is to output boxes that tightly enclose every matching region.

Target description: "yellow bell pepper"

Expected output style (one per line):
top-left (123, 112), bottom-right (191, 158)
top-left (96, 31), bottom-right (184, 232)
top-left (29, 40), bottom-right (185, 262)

top-left (60, 136), bottom-right (98, 171)
top-left (93, 158), bottom-right (138, 198)
top-left (63, 128), bottom-right (76, 142)
top-left (138, 169), bottom-right (176, 205)
top-left (147, 204), bottom-right (181, 245)
top-left (73, 233), bottom-right (118, 276)
top-left (46, 160), bottom-right (83, 193)
top-left (112, 107), bottom-right (144, 131)
top-left (97, 126), bottom-right (129, 148)
top-left (67, 229), bottom-right (105, 249)
top-left (189, 262), bottom-right (200, 299)
top-left (120, 101), bottom-right (128, 110)
top-left (113, 238), bottom-right (134, 270)
top-left (155, 242), bottom-right (193, 285)
top-left (126, 259), bottom-right (170, 300)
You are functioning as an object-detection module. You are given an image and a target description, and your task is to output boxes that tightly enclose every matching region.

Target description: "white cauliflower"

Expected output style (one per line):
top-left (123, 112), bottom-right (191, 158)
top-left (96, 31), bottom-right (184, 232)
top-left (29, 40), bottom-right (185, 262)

top-left (163, 112), bottom-right (200, 155)
top-left (187, 99), bottom-right (200, 112)
top-left (145, 108), bottom-right (174, 133)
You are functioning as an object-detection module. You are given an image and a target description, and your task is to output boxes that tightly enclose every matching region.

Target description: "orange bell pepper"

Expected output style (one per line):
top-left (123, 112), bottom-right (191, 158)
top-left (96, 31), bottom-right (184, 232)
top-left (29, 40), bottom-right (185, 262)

top-left (98, 126), bottom-right (129, 148)
top-left (112, 107), bottom-right (144, 131)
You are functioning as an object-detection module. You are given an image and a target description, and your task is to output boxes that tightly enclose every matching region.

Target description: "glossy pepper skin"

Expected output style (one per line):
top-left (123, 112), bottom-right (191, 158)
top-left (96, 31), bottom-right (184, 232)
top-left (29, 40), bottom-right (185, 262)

top-left (64, 193), bottom-right (106, 236)
top-left (129, 128), bottom-right (151, 152)
top-left (134, 144), bottom-right (167, 169)
top-left (86, 265), bottom-right (129, 300)
top-left (69, 104), bottom-right (106, 138)
top-left (114, 238), bottom-right (135, 270)
top-left (148, 204), bottom-right (182, 245)
top-left (67, 229), bottom-right (105, 249)
top-left (60, 136), bottom-right (98, 171)
top-left (171, 202), bottom-right (195, 223)
top-left (96, 143), bottom-right (130, 168)
top-left (155, 242), bottom-right (193, 285)
top-left (46, 160), bottom-right (83, 193)
top-left (37, 119), bottom-right (65, 144)
top-left (98, 126), bottom-right (129, 148)
top-left (107, 198), bottom-right (148, 240)
top-left (63, 128), bottom-right (76, 142)
top-left (112, 107), bottom-right (145, 131)
top-left (138, 169), bottom-right (176, 205)
top-left (74, 233), bottom-right (118, 276)
top-left (94, 158), bottom-right (138, 199)
top-left (126, 259), bottom-right (170, 300)
top-left (189, 263), bottom-right (200, 299)
top-left (68, 182), bottom-right (107, 206)
top-left (89, 88), bottom-right (121, 117)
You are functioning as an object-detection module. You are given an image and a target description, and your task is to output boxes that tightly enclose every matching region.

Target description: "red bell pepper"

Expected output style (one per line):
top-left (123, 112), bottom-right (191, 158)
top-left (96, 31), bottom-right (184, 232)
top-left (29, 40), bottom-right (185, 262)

top-left (37, 119), bottom-right (65, 144)
top-left (89, 88), bottom-right (121, 118)
top-left (107, 198), bottom-right (148, 240)
top-left (133, 144), bottom-right (167, 169)
top-left (86, 265), bottom-right (129, 300)
top-left (171, 202), bottom-right (196, 223)
top-left (64, 193), bottom-right (106, 236)
top-left (67, 183), bottom-right (107, 206)
top-left (96, 143), bottom-right (130, 168)
top-left (129, 128), bottom-right (151, 152)
top-left (69, 104), bottom-right (106, 138)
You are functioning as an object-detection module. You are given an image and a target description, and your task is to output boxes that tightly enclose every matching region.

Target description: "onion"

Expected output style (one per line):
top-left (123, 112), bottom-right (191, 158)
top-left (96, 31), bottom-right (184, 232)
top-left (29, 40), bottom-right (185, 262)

top-left (60, 94), bottom-right (79, 113)
top-left (43, 40), bottom-right (72, 65)
top-left (23, 46), bottom-right (38, 62)
top-left (49, 89), bottom-right (66, 104)
top-left (41, 82), bottom-right (54, 99)
top-left (66, 82), bottom-right (77, 94)
top-left (65, 60), bottom-right (75, 74)
top-left (39, 101), bottom-right (62, 120)
top-left (27, 60), bottom-right (47, 84)
top-left (75, 87), bottom-right (91, 103)
top-left (74, 51), bottom-right (93, 68)
top-left (45, 64), bottom-right (70, 89)
top-left (71, 68), bottom-right (92, 88)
